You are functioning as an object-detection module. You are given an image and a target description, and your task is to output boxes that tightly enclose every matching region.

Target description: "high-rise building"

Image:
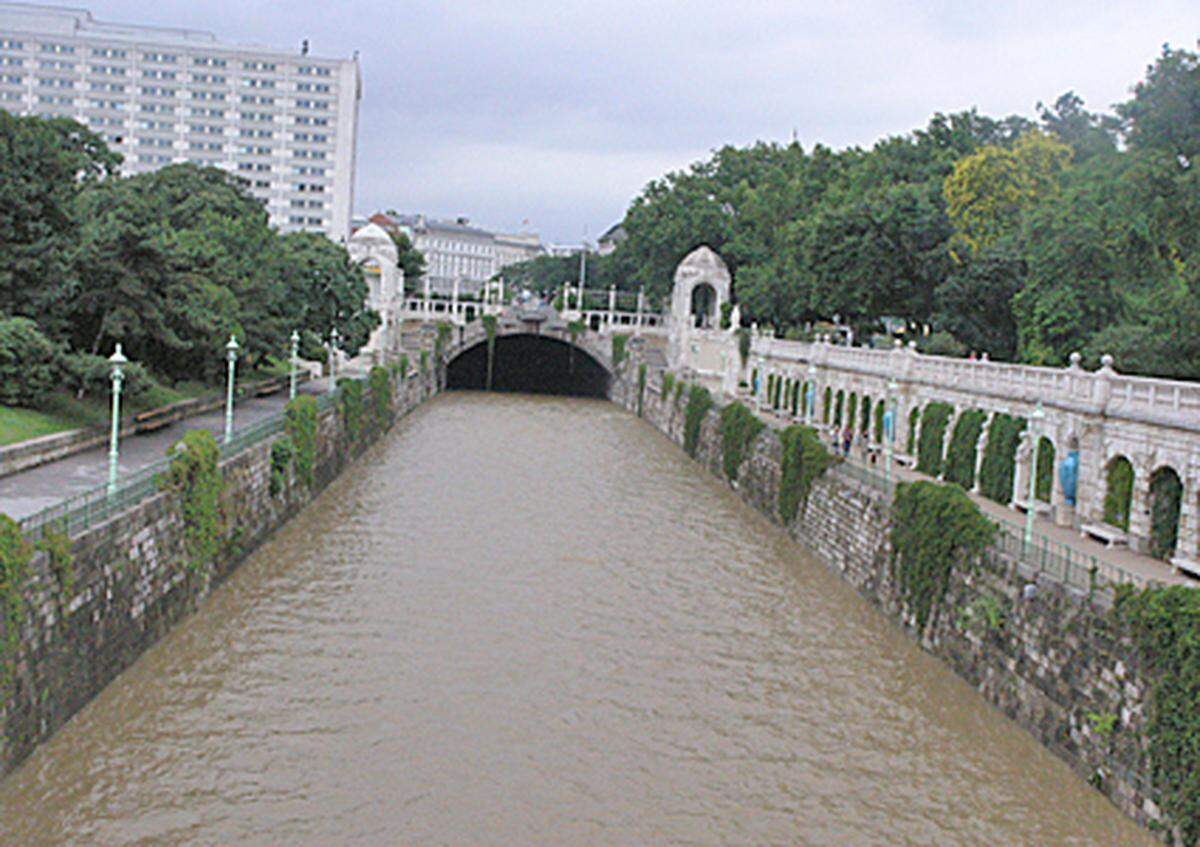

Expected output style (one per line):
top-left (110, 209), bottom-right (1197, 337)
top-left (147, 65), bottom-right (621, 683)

top-left (0, 2), bottom-right (360, 241)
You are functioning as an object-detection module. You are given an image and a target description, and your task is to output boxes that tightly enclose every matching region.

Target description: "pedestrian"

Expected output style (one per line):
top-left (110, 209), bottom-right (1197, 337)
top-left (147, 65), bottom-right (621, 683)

top-left (842, 427), bottom-right (852, 457)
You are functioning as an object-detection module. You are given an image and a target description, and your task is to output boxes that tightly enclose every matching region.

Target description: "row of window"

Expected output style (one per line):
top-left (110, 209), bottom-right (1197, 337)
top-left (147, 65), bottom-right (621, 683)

top-left (18, 93), bottom-right (335, 115)
top-left (0, 43), bottom-right (339, 76)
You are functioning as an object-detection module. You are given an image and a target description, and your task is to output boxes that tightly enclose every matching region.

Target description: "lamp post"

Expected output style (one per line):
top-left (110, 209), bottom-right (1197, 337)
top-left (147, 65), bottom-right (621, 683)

top-left (806, 362), bottom-right (817, 425)
top-left (328, 327), bottom-right (340, 392)
top-left (289, 330), bottom-right (300, 400)
top-left (107, 344), bottom-right (127, 497)
top-left (885, 377), bottom-right (898, 486)
top-left (224, 335), bottom-right (239, 445)
top-left (1024, 400), bottom-right (1046, 551)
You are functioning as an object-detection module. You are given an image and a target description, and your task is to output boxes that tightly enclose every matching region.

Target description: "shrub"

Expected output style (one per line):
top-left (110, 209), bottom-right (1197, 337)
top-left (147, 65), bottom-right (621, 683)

top-left (891, 480), bottom-right (995, 630)
top-left (0, 513), bottom-right (32, 692)
top-left (978, 413), bottom-right (1025, 504)
top-left (919, 330), bottom-right (967, 358)
top-left (737, 327), bottom-right (751, 366)
top-left (661, 371), bottom-right (675, 399)
top-left (338, 378), bottom-right (365, 445)
top-left (163, 429), bottom-right (224, 573)
top-left (59, 351), bottom-right (157, 404)
top-left (284, 395), bottom-right (319, 487)
top-left (944, 409), bottom-right (986, 489)
top-left (683, 384), bottom-right (713, 458)
top-left (369, 365), bottom-right (392, 429)
top-left (916, 402), bottom-right (953, 477)
top-left (269, 436), bottom-right (294, 497)
top-left (778, 425), bottom-right (835, 524)
top-left (719, 401), bottom-right (765, 482)
top-left (0, 318), bottom-right (58, 406)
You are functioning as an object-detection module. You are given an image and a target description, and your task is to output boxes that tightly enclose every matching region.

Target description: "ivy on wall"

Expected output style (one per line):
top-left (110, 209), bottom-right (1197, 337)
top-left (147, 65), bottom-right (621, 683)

top-left (907, 407), bottom-right (920, 453)
top-left (661, 371), bottom-right (675, 401)
top-left (737, 327), bottom-right (751, 368)
top-left (978, 413), bottom-right (1025, 505)
top-left (778, 425), bottom-right (835, 524)
top-left (823, 387), bottom-right (832, 424)
top-left (791, 381), bottom-right (800, 416)
top-left (1035, 437), bottom-right (1055, 503)
top-left (369, 365), bottom-right (393, 431)
top-left (834, 390), bottom-right (844, 426)
top-left (284, 395), bottom-right (319, 488)
top-left (847, 394), bottom-right (858, 433)
top-left (36, 520), bottom-right (74, 600)
top-left (434, 321), bottom-right (453, 361)
top-left (397, 354), bottom-right (409, 381)
top-left (874, 402), bottom-right (885, 444)
top-left (1115, 585), bottom-right (1200, 844)
top-left (944, 409), bottom-right (986, 490)
top-left (683, 384), bottom-right (714, 458)
top-left (719, 401), bottom-right (765, 483)
top-left (674, 379), bottom-right (685, 407)
top-left (612, 333), bottom-right (629, 369)
top-left (269, 437), bottom-right (294, 497)
top-left (420, 349), bottom-right (430, 377)
top-left (163, 429), bottom-right (225, 574)
top-left (916, 402), bottom-right (954, 477)
top-left (637, 363), bottom-right (647, 417)
top-left (860, 396), bottom-right (871, 436)
top-left (1150, 469), bottom-right (1182, 561)
top-left (891, 480), bottom-right (995, 630)
top-left (1104, 456), bottom-right (1134, 530)
top-left (0, 514), bottom-right (31, 693)
top-left (338, 378), bottom-right (365, 446)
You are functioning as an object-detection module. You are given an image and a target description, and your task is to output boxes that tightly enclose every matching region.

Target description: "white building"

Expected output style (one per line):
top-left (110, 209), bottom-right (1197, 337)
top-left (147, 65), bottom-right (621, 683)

top-left (346, 222), bottom-right (402, 364)
top-left (0, 2), bottom-right (360, 241)
top-left (367, 212), bottom-right (543, 296)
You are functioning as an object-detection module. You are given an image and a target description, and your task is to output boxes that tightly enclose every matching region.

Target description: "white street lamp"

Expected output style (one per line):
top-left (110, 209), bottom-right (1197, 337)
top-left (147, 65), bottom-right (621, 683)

top-left (224, 335), bottom-right (239, 445)
top-left (1024, 400), bottom-right (1046, 551)
top-left (289, 330), bottom-right (300, 400)
top-left (107, 344), bottom-right (127, 497)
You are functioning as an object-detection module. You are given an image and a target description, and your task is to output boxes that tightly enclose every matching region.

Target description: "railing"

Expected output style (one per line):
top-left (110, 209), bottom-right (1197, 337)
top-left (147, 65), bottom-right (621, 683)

top-left (18, 390), bottom-right (338, 541)
top-left (828, 458), bottom-right (1158, 593)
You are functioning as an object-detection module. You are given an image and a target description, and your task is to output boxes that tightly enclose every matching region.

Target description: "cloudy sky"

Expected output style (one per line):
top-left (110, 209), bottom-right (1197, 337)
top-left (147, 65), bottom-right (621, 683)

top-left (90, 1), bottom-right (1195, 243)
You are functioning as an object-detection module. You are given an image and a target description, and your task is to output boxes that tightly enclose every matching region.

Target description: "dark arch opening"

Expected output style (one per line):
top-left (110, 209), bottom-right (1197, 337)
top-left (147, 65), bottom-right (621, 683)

top-left (445, 334), bottom-right (610, 397)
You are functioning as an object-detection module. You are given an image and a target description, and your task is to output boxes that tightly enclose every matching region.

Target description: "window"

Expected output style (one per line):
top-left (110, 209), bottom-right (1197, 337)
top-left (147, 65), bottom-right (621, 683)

top-left (1, 91), bottom-right (22, 101)
top-left (253, 179), bottom-right (270, 188)
top-left (39, 59), bottom-right (74, 70)
top-left (0, 57), bottom-right (23, 67)
top-left (189, 123), bottom-right (223, 135)
top-left (139, 119), bottom-right (172, 130)
top-left (243, 60), bottom-right (276, 71)
top-left (36, 94), bottom-right (72, 105)
top-left (295, 115), bottom-right (330, 126)
top-left (292, 149), bottom-right (326, 159)
top-left (241, 94), bottom-right (275, 105)
top-left (192, 90), bottom-right (226, 101)
top-left (143, 69), bottom-right (176, 80)
top-left (91, 47), bottom-right (127, 59)
top-left (189, 141), bottom-right (223, 151)
top-left (93, 65), bottom-right (126, 76)
top-left (143, 52), bottom-right (178, 64)
top-left (243, 77), bottom-right (275, 88)
top-left (141, 85), bottom-right (177, 98)
top-left (193, 107), bottom-right (225, 118)
top-left (90, 98), bottom-right (125, 111)
top-left (240, 127), bottom-right (273, 138)
top-left (296, 82), bottom-right (330, 93)
top-left (295, 98), bottom-right (330, 110)
top-left (192, 73), bottom-right (226, 84)
top-left (193, 56), bottom-right (227, 68)
top-left (138, 137), bottom-right (173, 148)
top-left (1, 74), bottom-right (20, 85)
top-left (140, 102), bottom-right (173, 113)
top-left (293, 132), bottom-right (329, 143)
top-left (36, 77), bottom-right (74, 88)
top-left (238, 144), bottom-right (272, 155)
top-left (40, 43), bottom-right (75, 55)
top-left (89, 81), bottom-right (125, 93)
top-left (293, 165), bottom-right (326, 176)
top-left (240, 110), bottom-right (273, 122)
top-left (0, 40), bottom-right (24, 50)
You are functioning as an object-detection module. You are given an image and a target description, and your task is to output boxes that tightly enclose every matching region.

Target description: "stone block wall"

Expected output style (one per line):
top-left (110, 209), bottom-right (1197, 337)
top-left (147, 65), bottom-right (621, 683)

top-left (0, 370), bottom-right (439, 778)
top-left (613, 371), bottom-right (1169, 842)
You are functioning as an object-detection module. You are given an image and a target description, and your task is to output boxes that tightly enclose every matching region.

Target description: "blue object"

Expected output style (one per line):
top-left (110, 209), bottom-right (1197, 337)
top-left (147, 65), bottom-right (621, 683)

top-left (806, 384), bottom-right (816, 414)
top-left (1059, 451), bottom-right (1079, 506)
top-left (883, 409), bottom-right (895, 442)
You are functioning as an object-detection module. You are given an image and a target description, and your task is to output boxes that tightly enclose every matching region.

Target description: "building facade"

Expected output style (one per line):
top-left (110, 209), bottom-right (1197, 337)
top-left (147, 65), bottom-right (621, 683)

top-left (367, 212), bottom-right (543, 296)
top-left (0, 2), bottom-right (360, 240)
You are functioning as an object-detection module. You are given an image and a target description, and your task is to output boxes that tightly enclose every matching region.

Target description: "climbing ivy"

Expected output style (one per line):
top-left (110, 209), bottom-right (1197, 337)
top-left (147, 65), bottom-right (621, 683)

top-left (284, 395), bottom-right (319, 488)
top-left (907, 407), bottom-right (920, 453)
top-left (369, 365), bottom-right (393, 430)
top-left (1104, 457), bottom-right (1134, 531)
top-left (397, 354), bottom-right (409, 381)
top-left (637, 363), bottom-right (647, 417)
top-left (420, 349), bottom-right (430, 376)
top-left (834, 391), bottom-right (844, 426)
top-left (719, 401), bottom-right (765, 483)
top-left (916, 401), bottom-right (953, 477)
top-left (847, 394), bottom-right (858, 432)
top-left (1115, 586), bottom-right (1200, 844)
top-left (434, 321), bottom-right (453, 361)
top-left (823, 387), bottom-right (832, 423)
top-left (338, 378), bottom-right (365, 446)
top-left (0, 514), bottom-right (31, 693)
top-left (683, 384), bottom-right (714, 458)
top-left (163, 429), bottom-right (225, 574)
top-left (481, 314), bottom-right (497, 389)
top-left (269, 436), bottom-right (294, 497)
top-left (737, 327), bottom-right (751, 367)
top-left (673, 379), bottom-right (685, 407)
top-left (778, 425), bottom-right (835, 524)
top-left (661, 371), bottom-right (675, 401)
top-left (891, 480), bottom-right (995, 630)
top-left (1150, 470), bottom-right (1182, 560)
top-left (874, 402), bottom-right (885, 444)
top-left (1035, 437), bottom-right (1055, 503)
top-left (944, 409), bottom-right (985, 490)
top-left (860, 396), bottom-right (871, 435)
top-left (978, 413), bottom-right (1025, 505)
top-left (612, 333), bottom-right (629, 369)
top-left (37, 520), bottom-right (75, 600)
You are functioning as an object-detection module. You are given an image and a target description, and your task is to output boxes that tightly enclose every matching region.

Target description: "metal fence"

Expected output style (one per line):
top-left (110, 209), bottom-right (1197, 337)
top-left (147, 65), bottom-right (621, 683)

top-left (830, 458), bottom-right (1157, 592)
top-left (18, 389), bottom-right (339, 541)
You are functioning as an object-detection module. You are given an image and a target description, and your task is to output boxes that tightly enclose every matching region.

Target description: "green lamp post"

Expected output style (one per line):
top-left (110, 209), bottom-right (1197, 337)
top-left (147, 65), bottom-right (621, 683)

top-left (289, 329), bottom-right (300, 400)
top-left (329, 326), bottom-right (340, 393)
top-left (107, 344), bottom-right (127, 497)
top-left (224, 334), bottom-right (239, 445)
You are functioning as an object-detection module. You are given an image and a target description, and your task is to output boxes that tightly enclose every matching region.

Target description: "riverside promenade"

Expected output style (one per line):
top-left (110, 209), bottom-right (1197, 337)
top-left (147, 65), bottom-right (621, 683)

top-left (0, 386), bottom-right (323, 521)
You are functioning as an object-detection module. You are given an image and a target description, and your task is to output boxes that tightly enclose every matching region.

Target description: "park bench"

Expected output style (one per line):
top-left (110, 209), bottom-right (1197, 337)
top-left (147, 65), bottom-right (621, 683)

top-left (1013, 498), bottom-right (1053, 519)
top-left (133, 399), bottom-right (197, 433)
top-left (1171, 556), bottom-right (1200, 580)
top-left (1080, 522), bottom-right (1129, 549)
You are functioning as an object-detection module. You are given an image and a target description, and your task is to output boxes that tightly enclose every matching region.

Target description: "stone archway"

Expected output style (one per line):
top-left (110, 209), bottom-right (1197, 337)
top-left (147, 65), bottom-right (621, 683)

top-left (1149, 466), bottom-right (1183, 560)
top-left (1104, 455), bottom-right (1135, 531)
top-left (690, 283), bottom-right (717, 329)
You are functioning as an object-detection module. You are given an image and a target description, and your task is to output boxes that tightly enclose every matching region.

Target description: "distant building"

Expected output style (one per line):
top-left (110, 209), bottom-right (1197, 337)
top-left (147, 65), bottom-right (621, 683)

top-left (365, 211), bottom-right (544, 295)
top-left (0, 1), bottom-right (361, 241)
top-left (545, 243), bottom-right (583, 258)
top-left (597, 222), bottom-right (626, 256)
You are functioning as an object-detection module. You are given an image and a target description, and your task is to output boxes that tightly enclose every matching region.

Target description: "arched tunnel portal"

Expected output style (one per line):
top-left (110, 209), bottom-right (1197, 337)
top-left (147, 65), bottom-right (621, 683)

top-left (445, 334), bottom-right (611, 398)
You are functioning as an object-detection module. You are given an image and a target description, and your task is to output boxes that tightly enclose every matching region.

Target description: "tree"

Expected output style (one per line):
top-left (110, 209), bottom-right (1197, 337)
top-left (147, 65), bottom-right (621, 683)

top-left (387, 229), bottom-right (426, 289)
top-left (1038, 91), bottom-right (1119, 161)
top-left (1117, 42), bottom-right (1200, 162)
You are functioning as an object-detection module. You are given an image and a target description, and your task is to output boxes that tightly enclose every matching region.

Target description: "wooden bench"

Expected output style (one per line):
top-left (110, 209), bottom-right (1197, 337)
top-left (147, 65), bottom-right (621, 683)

top-left (1172, 556), bottom-right (1200, 580)
top-left (1013, 498), bottom-right (1053, 519)
top-left (1080, 522), bottom-right (1129, 549)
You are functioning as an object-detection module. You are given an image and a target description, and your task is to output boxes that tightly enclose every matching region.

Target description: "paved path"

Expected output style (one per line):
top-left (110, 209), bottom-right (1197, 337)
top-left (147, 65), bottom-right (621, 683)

top-left (752, 406), bottom-right (1190, 588)
top-left (0, 387), bottom-right (324, 521)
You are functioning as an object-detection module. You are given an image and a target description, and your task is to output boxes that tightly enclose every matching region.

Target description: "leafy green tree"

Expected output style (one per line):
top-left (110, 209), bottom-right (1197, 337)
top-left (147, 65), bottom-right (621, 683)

top-left (1117, 42), bottom-right (1200, 162)
top-left (387, 229), bottom-right (426, 289)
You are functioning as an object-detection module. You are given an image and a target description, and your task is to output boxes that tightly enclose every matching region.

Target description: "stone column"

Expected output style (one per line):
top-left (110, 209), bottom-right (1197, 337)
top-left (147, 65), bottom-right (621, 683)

top-left (1176, 477), bottom-right (1198, 563)
top-left (451, 278), bottom-right (460, 324)
top-left (1128, 459), bottom-right (1153, 554)
top-left (607, 285), bottom-right (616, 329)
top-left (973, 412), bottom-right (993, 494)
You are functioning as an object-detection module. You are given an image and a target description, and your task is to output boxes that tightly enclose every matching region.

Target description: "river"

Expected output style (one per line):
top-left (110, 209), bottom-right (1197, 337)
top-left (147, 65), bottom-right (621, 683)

top-left (0, 392), bottom-right (1152, 845)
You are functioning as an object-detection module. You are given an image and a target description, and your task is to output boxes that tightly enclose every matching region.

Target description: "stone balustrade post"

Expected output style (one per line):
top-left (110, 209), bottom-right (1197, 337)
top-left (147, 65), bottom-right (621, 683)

top-left (1094, 353), bottom-right (1116, 411)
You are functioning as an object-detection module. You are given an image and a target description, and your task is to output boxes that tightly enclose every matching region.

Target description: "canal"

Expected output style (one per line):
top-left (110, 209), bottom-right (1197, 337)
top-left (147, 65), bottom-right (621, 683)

top-left (0, 392), bottom-right (1153, 845)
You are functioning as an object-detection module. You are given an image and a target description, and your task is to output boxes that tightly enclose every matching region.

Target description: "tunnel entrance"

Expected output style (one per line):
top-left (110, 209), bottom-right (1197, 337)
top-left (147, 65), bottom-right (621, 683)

top-left (445, 334), bottom-right (610, 397)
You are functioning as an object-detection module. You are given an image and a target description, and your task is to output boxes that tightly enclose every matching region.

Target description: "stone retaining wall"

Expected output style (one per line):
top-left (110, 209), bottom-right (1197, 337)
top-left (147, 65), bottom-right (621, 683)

top-left (613, 371), bottom-right (1170, 842)
top-left (0, 370), bottom-right (439, 778)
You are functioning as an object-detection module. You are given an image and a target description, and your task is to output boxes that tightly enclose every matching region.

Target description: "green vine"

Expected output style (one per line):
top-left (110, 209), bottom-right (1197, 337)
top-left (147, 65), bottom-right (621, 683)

top-left (284, 394), bottom-right (319, 488)
top-left (683, 384), bottom-right (714, 458)
top-left (0, 514), bottom-right (31, 693)
top-left (1150, 469), bottom-right (1182, 560)
top-left (434, 321), bottom-right (453, 361)
top-left (944, 409), bottom-right (986, 489)
top-left (719, 401), bottom-right (765, 482)
top-left (637, 363), bottom-right (647, 417)
top-left (737, 327), bottom-right (751, 367)
top-left (891, 480), bottom-right (995, 630)
top-left (834, 390), bottom-right (844, 427)
top-left (163, 429), bottom-right (225, 574)
top-left (778, 425), bottom-right (835, 524)
top-left (860, 396), bottom-right (871, 435)
top-left (847, 393), bottom-right (858, 432)
top-left (481, 314), bottom-right (497, 390)
top-left (1115, 585), bottom-right (1200, 843)
top-left (36, 520), bottom-right (75, 599)
top-left (269, 436), bottom-right (294, 497)
top-left (338, 377), bottom-right (365, 446)
top-left (420, 349), bottom-right (430, 376)
top-left (823, 387), bottom-right (832, 423)
top-left (978, 413), bottom-right (1025, 505)
top-left (916, 401), bottom-right (953, 477)
top-left (673, 379), bottom-right (685, 407)
top-left (397, 353), bottom-right (410, 381)
top-left (1104, 456), bottom-right (1134, 531)
top-left (661, 371), bottom-right (675, 400)
top-left (369, 365), bottom-right (393, 430)
top-left (612, 333), bottom-right (629, 369)
top-left (1036, 437), bottom-right (1055, 503)
top-left (907, 407), bottom-right (920, 453)
top-left (874, 402), bottom-right (885, 444)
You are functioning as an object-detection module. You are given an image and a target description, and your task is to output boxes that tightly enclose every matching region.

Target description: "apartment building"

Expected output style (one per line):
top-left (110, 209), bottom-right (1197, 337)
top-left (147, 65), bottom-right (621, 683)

top-left (0, 2), bottom-right (360, 240)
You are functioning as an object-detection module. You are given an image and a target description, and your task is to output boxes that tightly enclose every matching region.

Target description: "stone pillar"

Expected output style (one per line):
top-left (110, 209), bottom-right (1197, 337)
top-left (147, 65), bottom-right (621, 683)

top-left (451, 278), bottom-right (460, 324)
top-left (1176, 479), bottom-right (1198, 563)
top-left (607, 285), bottom-right (616, 329)
top-left (973, 412), bottom-right (993, 493)
top-left (1128, 459), bottom-right (1153, 554)
top-left (636, 289), bottom-right (644, 334)
top-left (423, 277), bottom-right (431, 319)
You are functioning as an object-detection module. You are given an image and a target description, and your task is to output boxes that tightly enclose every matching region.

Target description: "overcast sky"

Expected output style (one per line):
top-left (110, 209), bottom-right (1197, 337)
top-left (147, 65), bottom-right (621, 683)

top-left (90, 1), bottom-right (1195, 243)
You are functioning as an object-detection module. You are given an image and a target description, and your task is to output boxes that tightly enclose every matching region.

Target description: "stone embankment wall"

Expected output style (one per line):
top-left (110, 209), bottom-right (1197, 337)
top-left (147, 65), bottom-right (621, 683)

top-left (612, 372), bottom-right (1169, 842)
top-left (0, 370), bottom-right (439, 778)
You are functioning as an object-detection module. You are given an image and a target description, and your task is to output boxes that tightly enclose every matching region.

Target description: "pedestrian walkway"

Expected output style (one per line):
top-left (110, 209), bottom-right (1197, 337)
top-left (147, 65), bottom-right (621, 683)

top-left (0, 386), bottom-right (322, 521)
top-left (751, 405), bottom-right (1190, 589)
